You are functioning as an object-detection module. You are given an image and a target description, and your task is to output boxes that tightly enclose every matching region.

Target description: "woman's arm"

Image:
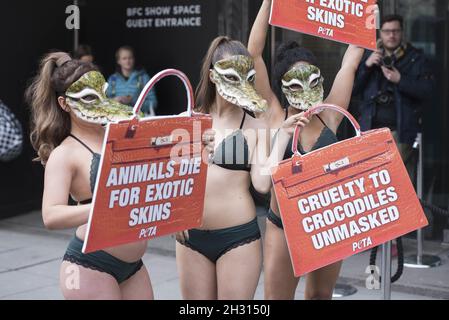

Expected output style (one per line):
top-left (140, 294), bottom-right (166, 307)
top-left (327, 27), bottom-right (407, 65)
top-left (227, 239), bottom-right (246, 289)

top-left (250, 113), bottom-right (309, 194)
top-left (323, 45), bottom-right (365, 132)
top-left (42, 147), bottom-right (90, 230)
top-left (248, 0), bottom-right (280, 112)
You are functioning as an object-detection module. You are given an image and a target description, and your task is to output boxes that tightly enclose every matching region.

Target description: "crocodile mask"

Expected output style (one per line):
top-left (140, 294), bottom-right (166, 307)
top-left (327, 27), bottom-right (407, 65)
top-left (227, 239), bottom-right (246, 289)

top-left (281, 64), bottom-right (324, 111)
top-left (65, 71), bottom-right (134, 125)
top-left (211, 55), bottom-right (267, 113)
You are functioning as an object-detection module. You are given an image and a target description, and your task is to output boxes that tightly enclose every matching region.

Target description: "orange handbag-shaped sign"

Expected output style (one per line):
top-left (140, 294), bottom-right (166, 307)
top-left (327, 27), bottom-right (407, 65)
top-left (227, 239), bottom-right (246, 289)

top-left (83, 69), bottom-right (212, 253)
top-left (271, 104), bottom-right (428, 276)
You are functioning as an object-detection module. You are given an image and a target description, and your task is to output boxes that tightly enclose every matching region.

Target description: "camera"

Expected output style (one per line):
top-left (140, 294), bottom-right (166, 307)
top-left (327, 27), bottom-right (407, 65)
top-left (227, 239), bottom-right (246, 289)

top-left (381, 55), bottom-right (395, 69)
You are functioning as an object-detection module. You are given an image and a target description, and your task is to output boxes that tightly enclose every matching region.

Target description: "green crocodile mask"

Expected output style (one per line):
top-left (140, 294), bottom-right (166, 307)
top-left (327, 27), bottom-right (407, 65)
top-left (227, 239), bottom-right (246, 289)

top-left (281, 64), bottom-right (324, 111)
top-left (211, 55), bottom-right (267, 113)
top-left (65, 71), bottom-right (134, 125)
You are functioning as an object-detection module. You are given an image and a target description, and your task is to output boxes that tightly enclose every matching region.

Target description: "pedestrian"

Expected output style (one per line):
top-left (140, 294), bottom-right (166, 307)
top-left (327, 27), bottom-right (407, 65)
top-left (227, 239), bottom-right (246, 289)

top-left (0, 99), bottom-right (23, 162)
top-left (107, 46), bottom-right (158, 117)
top-left (353, 14), bottom-right (434, 180)
top-left (74, 44), bottom-right (95, 64)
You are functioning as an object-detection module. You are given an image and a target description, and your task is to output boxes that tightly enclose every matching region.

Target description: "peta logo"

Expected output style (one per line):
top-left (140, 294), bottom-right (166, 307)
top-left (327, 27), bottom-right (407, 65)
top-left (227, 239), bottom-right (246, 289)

top-left (66, 5), bottom-right (80, 30)
top-left (352, 236), bottom-right (372, 252)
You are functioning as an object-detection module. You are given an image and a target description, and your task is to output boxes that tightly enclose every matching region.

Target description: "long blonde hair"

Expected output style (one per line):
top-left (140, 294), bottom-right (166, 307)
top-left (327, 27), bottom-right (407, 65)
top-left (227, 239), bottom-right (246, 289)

top-left (195, 36), bottom-right (250, 113)
top-left (26, 52), bottom-right (98, 164)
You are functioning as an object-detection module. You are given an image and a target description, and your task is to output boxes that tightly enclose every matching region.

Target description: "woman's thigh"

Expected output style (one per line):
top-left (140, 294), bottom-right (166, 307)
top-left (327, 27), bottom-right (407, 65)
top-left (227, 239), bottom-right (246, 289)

top-left (120, 264), bottom-right (154, 300)
top-left (176, 242), bottom-right (218, 300)
top-left (216, 239), bottom-right (262, 300)
top-left (263, 220), bottom-right (300, 300)
top-left (305, 261), bottom-right (342, 300)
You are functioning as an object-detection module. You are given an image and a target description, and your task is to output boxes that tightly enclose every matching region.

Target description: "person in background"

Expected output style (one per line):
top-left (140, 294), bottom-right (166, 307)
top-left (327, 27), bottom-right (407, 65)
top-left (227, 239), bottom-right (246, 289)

top-left (353, 14), bottom-right (434, 181)
top-left (74, 44), bottom-right (95, 64)
top-left (106, 46), bottom-right (158, 117)
top-left (0, 99), bottom-right (23, 162)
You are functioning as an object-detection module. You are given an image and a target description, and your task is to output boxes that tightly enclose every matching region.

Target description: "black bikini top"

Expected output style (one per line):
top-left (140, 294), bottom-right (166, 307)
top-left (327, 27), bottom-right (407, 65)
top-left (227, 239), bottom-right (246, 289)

top-left (212, 111), bottom-right (251, 172)
top-left (69, 134), bottom-right (101, 204)
top-left (280, 111), bottom-right (338, 160)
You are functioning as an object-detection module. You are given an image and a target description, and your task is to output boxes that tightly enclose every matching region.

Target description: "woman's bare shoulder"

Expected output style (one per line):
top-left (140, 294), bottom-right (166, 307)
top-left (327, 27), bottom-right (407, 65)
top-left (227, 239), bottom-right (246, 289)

top-left (46, 138), bottom-right (80, 170)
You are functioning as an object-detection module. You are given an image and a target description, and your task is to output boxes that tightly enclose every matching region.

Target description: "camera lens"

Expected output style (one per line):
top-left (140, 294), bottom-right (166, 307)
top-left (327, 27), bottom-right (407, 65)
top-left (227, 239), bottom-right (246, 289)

top-left (382, 56), bottom-right (394, 68)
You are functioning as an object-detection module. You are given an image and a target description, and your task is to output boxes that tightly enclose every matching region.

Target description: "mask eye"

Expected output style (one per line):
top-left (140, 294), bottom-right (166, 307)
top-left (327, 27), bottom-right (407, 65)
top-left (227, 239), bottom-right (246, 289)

top-left (310, 78), bottom-right (321, 88)
top-left (247, 74), bottom-right (256, 83)
top-left (80, 94), bottom-right (99, 103)
top-left (288, 84), bottom-right (303, 92)
top-left (224, 74), bottom-right (240, 82)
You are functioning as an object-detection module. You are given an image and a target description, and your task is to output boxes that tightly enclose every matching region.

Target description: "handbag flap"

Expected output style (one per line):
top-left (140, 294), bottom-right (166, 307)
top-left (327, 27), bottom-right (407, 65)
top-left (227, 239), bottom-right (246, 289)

top-left (111, 142), bottom-right (203, 165)
top-left (110, 132), bottom-right (201, 152)
top-left (272, 129), bottom-right (395, 197)
top-left (107, 115), bottom-right (211, 165)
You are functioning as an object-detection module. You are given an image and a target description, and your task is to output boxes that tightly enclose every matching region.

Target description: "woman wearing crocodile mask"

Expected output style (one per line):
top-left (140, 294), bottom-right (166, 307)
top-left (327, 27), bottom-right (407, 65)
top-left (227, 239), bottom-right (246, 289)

top-left (248, 0), bottom-right (365, 300)
top-left (26, 52), bottom-right (215, 300)
top-left (175, 36), bottom-right (310, 300)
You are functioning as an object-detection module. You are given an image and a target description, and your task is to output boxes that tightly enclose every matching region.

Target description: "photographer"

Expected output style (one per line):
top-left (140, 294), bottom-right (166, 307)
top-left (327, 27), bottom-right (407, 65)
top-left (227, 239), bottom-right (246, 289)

top-left (353, 14), bottom-right (434, 180)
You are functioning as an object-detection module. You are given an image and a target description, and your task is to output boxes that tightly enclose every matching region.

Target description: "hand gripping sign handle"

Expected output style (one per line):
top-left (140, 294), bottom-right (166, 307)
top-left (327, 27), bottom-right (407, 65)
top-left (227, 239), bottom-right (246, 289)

top-left (292, 104), bottom-right (362, 157)
top-left (133, 69), bottom-right (194, 117)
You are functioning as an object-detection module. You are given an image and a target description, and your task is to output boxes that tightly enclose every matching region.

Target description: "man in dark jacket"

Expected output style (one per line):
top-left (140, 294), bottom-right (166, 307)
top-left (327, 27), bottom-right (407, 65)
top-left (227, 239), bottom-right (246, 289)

top-left (353, 14), bottom-right (434, 181)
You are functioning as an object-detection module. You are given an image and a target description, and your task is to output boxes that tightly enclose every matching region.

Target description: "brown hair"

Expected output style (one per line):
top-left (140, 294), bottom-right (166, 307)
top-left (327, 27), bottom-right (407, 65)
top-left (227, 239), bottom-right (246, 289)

top-left (26, 51), bottom-right (98, 165)
top-left (195, 36), bottom-right (250, 113)
top-left (381, 14), bottom-right (404, 30)
top-left (74, 44), bottom-right (93, 59)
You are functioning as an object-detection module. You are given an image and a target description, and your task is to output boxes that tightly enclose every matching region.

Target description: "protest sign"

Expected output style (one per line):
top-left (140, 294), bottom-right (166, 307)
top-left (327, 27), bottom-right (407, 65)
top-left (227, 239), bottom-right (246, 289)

top-left (270, 0), bottom-right (378, 50)
top-left (271, 104), bottom-right (428, 276)
top-left (83, 69), bottom-right (212, 253)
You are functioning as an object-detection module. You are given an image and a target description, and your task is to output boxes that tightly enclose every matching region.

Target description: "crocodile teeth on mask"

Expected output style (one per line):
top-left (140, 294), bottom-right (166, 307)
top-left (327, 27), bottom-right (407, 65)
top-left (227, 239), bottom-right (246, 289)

top-left (213, 55), bottom-right (267, 113)
top-left (65, 71), bottom-right (135, 125)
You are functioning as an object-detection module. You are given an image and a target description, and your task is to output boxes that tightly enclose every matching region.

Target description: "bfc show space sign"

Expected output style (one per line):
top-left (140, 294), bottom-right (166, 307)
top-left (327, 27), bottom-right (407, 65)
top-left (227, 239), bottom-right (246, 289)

top-left (270, 0), bottom-right (379, 50)
top-left (126, 4), bottom-right (203, 29)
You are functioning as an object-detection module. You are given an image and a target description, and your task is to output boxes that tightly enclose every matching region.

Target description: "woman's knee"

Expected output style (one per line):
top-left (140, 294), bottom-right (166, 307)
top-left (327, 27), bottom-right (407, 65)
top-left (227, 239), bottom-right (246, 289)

top-left (305, 288), bottom-right (334, 300)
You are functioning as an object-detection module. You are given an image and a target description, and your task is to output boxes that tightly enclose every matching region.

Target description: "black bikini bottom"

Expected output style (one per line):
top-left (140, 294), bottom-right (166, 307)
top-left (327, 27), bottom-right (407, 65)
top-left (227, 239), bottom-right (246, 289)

top-left (63, 236), bottom-right (143, 284)
top-left (267, 208), bottom-right (284, 230)
top-left (177, 218), bottom-right (261, 263)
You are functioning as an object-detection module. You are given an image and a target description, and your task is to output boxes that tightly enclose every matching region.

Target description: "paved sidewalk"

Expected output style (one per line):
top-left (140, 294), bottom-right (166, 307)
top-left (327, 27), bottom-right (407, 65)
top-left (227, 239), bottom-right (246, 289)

top-left (0, 211), bottom-right (448, 300)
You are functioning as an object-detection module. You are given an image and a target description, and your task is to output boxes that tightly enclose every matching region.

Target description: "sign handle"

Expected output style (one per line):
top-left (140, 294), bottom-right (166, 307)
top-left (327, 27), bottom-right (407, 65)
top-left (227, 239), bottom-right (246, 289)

top-left (292, 104), bottom-right (362, 157)
top-left (133, 69), bottom-right (195, 118)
